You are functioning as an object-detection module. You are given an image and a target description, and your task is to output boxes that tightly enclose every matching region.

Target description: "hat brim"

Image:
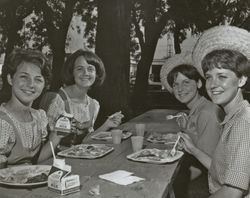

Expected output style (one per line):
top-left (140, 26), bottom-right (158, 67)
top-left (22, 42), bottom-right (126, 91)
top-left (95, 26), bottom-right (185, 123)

top-left (192, 25), bottom-right (250, 76)
top-left (160, 52), bottom-right (202, 93)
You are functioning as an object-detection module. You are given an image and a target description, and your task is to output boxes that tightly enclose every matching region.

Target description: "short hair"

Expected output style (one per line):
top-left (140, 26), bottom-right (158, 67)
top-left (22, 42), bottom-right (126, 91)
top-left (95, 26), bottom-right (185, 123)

top-left (61, 49), bottom-right (106, 87)
top-left (167, 64), bottom-right (203, 88)
top-left (4, 48), bottom-right (51, 88)
top-left (201, 49), bottom-right (250, 78)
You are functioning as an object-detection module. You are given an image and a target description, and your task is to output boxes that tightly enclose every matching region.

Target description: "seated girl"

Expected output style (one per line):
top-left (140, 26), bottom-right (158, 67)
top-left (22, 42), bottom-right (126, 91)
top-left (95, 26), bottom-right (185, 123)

top-left (41, 49), bottom-right (123, 146)
top-left (160, 54), bottom-right (224, 198)
top-left (0, 48), bottom-right (63, 167)
top-left (181, 25), bottom-right (250, 198)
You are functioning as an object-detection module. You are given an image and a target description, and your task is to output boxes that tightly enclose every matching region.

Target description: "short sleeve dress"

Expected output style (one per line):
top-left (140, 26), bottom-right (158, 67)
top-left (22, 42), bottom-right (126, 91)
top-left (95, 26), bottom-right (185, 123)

top-left (0, 104), bottom-right (48, 165)
top-left (45, 88), bottom-right (100, 145)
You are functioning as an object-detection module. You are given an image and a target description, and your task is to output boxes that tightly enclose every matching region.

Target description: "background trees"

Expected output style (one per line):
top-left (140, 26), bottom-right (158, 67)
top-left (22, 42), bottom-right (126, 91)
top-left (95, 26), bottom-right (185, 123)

top-left (0, 0), bottom-right (249, 121)
top-left (92, 0), bottom-right (132, 124)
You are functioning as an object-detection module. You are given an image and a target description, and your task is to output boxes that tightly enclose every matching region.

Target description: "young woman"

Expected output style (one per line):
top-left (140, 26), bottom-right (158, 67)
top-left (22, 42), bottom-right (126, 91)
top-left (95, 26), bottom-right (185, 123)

top-left (181, 25), bottom-right (250, 198)
top-left (43, 49), bottom-right (123, 146)
top-left (0, 48), bottom-right (62, 167)
top-left (161, 59), bottom-right (224, 198)
top-left (161, 54), bottom-right (224, 158)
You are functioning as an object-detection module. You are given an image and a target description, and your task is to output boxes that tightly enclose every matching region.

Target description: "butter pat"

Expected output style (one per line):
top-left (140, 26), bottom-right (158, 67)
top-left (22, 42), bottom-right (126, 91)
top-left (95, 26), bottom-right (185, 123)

top-left (55, 113), bottom-right (73, 135)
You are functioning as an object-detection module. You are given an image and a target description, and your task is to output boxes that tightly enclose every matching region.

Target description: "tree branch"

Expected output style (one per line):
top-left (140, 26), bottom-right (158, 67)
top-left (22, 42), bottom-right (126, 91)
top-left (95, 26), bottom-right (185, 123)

top-left (132, 6), bottom-right (145, 48)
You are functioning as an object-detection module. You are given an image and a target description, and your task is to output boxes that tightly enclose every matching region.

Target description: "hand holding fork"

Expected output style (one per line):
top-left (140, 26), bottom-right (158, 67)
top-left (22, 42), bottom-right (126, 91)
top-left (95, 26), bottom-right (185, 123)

top-left (170, 135), bottom-right (181, 157)
top-left (166, 114), bottom-right (183, 120)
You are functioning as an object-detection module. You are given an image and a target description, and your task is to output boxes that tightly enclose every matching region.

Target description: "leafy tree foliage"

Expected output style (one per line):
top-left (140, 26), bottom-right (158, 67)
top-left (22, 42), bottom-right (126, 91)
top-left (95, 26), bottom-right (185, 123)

top-left (0, 0), bottom-right (249, 113)
top-left (0, 0), bottom-right (35, 103)
top-left (130, 0), bottom-right (250, 110)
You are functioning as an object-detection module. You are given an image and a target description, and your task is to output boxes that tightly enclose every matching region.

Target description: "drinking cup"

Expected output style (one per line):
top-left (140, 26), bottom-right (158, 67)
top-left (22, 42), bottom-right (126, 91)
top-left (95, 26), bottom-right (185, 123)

top-left (0, 156), bottom-right (7, 169)
top-left (131, 136), bottom-right (144, 152)
top-left (111, 129), bottom-right (123, 144)
top-left (135, 123), bottom-right (145, 136)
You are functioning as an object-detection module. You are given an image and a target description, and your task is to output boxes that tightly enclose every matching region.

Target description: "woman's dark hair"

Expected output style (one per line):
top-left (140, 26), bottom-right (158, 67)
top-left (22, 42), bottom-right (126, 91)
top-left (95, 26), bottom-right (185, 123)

top-left (5, 48), bottom-right (51, 88)
top-left (201, 49), bottom-right (250, 78)
top-left (61, 49), bottom-right (106, 87)
top-left (167, 64), bottom-right (203, 87)
top-left (167, 64), bottom-right (207, 97)
top-left (0, 48), bottom-right (51, 104)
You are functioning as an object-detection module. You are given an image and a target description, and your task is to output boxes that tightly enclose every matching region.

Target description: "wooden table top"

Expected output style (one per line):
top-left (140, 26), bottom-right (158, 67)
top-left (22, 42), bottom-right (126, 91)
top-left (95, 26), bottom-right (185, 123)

top-left (0, 109), bottom-right (185, 198)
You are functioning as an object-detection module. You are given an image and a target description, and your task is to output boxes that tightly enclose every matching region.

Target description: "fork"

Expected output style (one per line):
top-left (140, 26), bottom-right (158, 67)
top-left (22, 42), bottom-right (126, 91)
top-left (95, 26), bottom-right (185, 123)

top-left (170, 135), bottom-right (181, 156)
top-left (166, 114), bottom-right (182, 120)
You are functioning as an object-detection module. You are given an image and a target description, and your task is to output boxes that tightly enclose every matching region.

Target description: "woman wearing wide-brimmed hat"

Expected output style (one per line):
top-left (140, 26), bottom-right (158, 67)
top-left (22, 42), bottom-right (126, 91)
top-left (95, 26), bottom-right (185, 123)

top-left (160, 52), bottom-right (224, 198)
top-left (180, 25), bottom-right (250, 198)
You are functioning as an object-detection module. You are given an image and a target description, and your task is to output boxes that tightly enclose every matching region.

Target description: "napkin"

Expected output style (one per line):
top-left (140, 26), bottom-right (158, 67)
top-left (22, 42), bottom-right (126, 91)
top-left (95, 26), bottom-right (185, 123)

top-left (99, 170), bottom-right (145, 185)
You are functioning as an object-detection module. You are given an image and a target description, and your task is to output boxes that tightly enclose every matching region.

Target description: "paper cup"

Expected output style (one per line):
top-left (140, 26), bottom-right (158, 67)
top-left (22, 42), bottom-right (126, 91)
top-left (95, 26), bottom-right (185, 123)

top-left (131, 136), bottom-right (144, 152)
top-left (0, 156), bottom-right (7, 169)
top-left (111, 129), bottom-right (123, 144)
top-left (135, 123), bottom-right (145, 136)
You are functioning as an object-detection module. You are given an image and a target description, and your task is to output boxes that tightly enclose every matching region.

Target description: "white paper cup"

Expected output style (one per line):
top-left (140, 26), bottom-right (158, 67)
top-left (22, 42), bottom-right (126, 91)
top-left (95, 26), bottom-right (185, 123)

top-left (135, 123), bottom-right (145, 136)
top-left (111, 129), bottom-right (123, 144)
top-left (131, 136), bottom-right (144, 152)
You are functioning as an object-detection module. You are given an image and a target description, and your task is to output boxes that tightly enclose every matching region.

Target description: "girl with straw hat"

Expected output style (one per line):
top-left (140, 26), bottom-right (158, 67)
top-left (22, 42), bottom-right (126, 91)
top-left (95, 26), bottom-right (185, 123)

top-left (180, 25), bottom-right (250, 198)
top-left (161, 52), bottom-right (224, 198)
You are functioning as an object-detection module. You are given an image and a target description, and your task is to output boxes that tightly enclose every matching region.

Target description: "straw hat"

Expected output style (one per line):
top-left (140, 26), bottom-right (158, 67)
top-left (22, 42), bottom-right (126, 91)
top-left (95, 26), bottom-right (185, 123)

top-left (192, 25), bottom-right (250, 76)
top-left (160, 51), bottom-right (203, 93)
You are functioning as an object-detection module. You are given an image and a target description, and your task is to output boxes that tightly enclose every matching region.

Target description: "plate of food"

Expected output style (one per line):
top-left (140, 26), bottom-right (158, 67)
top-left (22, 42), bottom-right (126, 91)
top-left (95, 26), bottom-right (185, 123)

top-left (58, 144), bottom-right (114, 159)
top-left (147, 133), bottom-right (178, 144)
top-left (91, 131), bottom-right (132, 141)
top-left (127, 148), bottom-right (184, 164)
top-left (0, 165), bottom-right (51, 187)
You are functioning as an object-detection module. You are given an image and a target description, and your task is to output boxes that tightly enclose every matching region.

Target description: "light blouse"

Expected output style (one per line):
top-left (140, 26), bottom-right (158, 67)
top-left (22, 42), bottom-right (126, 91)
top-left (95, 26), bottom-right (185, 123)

top-left (208, 96), bottom-right (250, 197)
top-left (185, 97), bottom-right (224, 156)
top-left (46, 88), bottom-right (99, 133)
top-left (0, 104), bottom-right (48, 165)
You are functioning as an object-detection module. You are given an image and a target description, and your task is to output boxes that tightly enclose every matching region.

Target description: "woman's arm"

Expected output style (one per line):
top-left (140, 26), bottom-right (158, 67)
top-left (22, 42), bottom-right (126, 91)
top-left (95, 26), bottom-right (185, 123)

top-left (37, 131), bottom-right (62, 162)
top-left (94, 111), bottom-right (124, 133)
top-left (180, 132), bottom-right (212, 169)
top-left (196, 111), bottom-right (222, 157)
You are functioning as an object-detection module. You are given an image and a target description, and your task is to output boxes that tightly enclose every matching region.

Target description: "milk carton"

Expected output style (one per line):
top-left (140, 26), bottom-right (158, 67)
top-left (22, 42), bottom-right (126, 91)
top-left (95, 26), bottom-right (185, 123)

top-left (48, 158), bottom-right (80, 195)
top-left (55, 113), bottom-right (73, 135)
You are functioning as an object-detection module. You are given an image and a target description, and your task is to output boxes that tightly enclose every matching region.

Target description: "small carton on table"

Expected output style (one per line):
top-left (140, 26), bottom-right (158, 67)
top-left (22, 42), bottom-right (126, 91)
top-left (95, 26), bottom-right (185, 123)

top-left (55, 113), bottom-right (73, 136)
top-left (48, 158), bottom-right (80, 195)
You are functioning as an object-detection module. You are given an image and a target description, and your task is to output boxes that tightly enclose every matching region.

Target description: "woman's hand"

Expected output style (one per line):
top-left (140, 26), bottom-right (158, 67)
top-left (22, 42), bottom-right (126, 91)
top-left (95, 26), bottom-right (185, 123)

top-left (176, 112), bottom-right (188, 131)
top-left (71, 118), bottom-right (91, 135)
top-left (179, 132), bottom-right (196, 155)
top-left (104, 111), bottom-right (124, 129)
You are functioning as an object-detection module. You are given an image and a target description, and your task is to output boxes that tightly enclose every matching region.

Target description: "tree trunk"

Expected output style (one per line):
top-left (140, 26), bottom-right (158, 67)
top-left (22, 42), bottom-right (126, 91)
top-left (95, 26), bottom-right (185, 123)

top-left (0, 6), bottom-right (26, 103)
top-left (131, 38), bottom-right (158, 110)
top-left (131, 0), bottom-right (168, 111)
top-left (50, 44), bottom-right (65, 90)
top-left (93, 0), bottom-right (132, 126)
top-left (39, 0), bottom-right (77, 91)
top-left (173, 25), bottom-right (181, 54)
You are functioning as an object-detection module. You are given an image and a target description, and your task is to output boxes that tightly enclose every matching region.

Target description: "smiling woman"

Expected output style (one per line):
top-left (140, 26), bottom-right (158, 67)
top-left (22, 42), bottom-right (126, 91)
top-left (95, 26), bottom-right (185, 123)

top-left (181, 25), bottom-right (250, 198)
top-left (160, 53), bottom-right (224, 198)
top-left (41, 49), bottom-right (124, 147)
top-left (0, 48), bottom-right (62, 167)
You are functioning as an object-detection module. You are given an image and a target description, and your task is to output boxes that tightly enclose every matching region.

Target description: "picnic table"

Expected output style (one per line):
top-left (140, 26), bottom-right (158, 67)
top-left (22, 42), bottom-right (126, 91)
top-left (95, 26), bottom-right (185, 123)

top-left (0, 109), bottom-right (185, 198)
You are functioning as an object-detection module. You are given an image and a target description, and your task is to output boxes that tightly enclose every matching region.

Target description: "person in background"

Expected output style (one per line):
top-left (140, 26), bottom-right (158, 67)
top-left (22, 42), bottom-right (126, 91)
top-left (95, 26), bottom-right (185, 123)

top-left (181, 25), bottom-right (250, 198)
top-left (42, 49), bottom-right (123, 146)
top-left (160, 53), bottom-right (224, 198)
top-left (0, 48), bottom-right (62, 167)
